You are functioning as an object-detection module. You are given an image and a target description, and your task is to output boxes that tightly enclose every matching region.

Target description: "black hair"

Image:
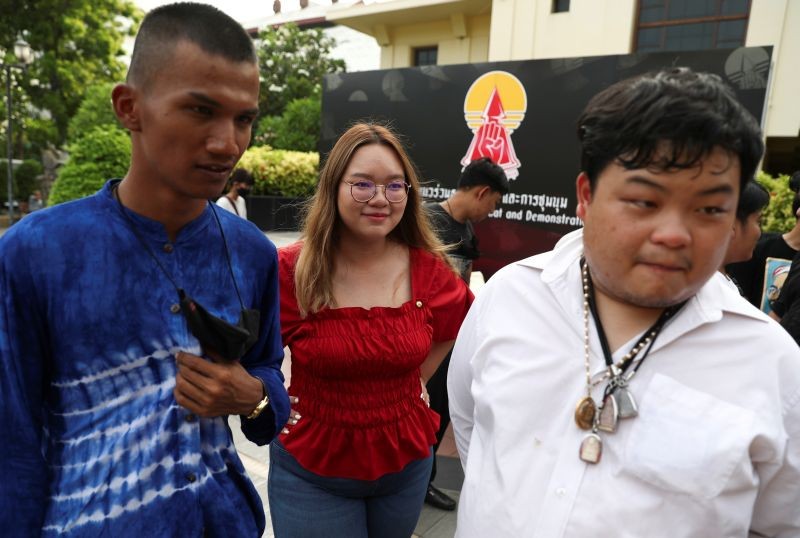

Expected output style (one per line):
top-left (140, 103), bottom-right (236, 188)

top-left (230, 168), bottom-right (254, 186)
top-left (735, 180), bottom-right (769, 223)
top-left (789, 170), bottom-right (800, 193)
top-left (577, 68), bottom-right (764, 191)
top-left (458, 157), bottom-right (510, 194)
top-left (127, 2), bottom-right (256, 88)
top-left (791, 190), bottom-right (800, 217)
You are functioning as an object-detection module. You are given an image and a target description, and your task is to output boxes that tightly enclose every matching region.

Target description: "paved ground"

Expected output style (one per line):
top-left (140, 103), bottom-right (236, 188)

top-left (230, 415), bottom-right (462, 538)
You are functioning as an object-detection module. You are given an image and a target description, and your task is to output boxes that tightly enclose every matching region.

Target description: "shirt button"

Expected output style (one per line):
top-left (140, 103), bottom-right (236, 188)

top-left (186, 472), bottom-right (197, 483)
top-left (163, 243), bottom-right (174, 253)
top-left (556, 487), bottom-right (566, 497)
top-left (170, 303), bottom-right (181, 314)
top-left (185, 413), bottom-right (196, 423)
top-left (415, 300), bottom-right (423, 308)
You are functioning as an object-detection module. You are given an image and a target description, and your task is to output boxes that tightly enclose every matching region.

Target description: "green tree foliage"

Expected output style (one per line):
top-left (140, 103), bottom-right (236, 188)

top-left (758, 171), bottom-right (795, 233)
top-left (254, 97), bottom-right (321, 152)
top-left (0, 0), bottom-right (140, 150)
top-left (0, 158), bottom-right (41, 204)
top-left (256, 23), bottom-right (345, 118)
top-left (0, 68), bottom-right (38, 159)
top-left (49, 125), bottom-right (130, 205)
top-left (14, 159), bottom-right (42, 200)
top-left (67, 83), bottom-right (120, 140)
top-left (237, 145), bottom-right (318, 197)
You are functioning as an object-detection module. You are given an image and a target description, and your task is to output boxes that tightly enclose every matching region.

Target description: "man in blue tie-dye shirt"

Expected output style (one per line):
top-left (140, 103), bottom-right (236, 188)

top-left (0, 3), bottom-right (289, 536)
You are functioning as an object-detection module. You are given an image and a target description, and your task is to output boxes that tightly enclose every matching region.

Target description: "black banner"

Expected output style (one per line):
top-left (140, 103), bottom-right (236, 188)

top-left (321, 46), bottom-right (772, 277)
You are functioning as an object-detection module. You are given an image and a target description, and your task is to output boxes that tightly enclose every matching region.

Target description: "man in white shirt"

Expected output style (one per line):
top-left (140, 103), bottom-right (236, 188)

top-left (448, 68), bottom-right (800, 537)
top-left (216, 168), bottom-right (253, 219)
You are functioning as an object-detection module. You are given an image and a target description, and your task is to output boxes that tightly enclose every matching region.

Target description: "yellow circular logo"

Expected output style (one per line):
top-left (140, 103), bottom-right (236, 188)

top-left (461, 71), bottom-right (528, 179)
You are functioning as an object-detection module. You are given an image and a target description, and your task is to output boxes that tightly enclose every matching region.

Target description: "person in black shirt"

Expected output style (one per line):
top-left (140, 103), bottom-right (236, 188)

top-left (727, 173), bottom-right (800, 312)
top-left (770, 171), bottom-right (800, 344)
top-left (771, 250), bottom-right (800, 345)
top-left (719, 180), bottom-right (770, 293)
top-left (423, 157), bottom-right (509, 510)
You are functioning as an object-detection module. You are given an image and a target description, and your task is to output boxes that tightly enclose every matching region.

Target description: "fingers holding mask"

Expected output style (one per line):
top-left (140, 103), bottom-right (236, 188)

top-left (174, 351), bottom-right (260, 417)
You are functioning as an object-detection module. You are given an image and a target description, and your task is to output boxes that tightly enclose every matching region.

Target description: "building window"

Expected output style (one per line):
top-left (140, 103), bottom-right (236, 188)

top-left (552, 0), bottom-right (570, 13)
top-left (635, 0), bottom-right (750, 52)
top-left (413, 46), bottom-right (438, 66)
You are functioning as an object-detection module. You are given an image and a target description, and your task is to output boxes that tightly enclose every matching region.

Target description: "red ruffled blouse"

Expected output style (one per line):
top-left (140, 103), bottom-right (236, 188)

top-left (278, 242), bottom-right (473, 480)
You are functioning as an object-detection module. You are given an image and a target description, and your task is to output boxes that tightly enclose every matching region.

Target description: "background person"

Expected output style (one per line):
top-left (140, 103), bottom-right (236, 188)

top-left (217, 167), bottom-right (254, 219)
top-left (727, 170), bottom-right (800, 312)
top-left (718, 180), bottom-right (770, 292)
top-left (425, 157), bottom-right (509, 282)
top-left (0, 4), bottom-right (288, 536)
top-left (772, 172), bottom-right (800, 344)
top-left (422, 156), bottom-right (508, 511)
top-left (270, 122), bottom-right (473, 537)
top-left (27, 190), bottom-right (44, 212)
top-left (769, 250), bottom-right (800, 345)
top-left (448, 68), bottom-right (800, 536)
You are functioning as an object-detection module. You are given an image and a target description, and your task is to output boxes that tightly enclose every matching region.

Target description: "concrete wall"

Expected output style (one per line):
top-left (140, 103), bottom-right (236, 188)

top-left (354, 0), bottom-right (797, 139)
top-left (747, 0), bottom-right (800, 137)
top-left (489, 0), bottom-right (636, 61)
top-left (379, 14), bottom-right (491, 68)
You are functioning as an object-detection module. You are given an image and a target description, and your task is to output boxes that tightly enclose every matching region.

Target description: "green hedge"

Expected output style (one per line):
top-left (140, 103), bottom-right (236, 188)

top-left (67, 83), bottom-right (120, 141)
top-left (758, 171), bottom-right (794, 233)
top-left (237, 145), bottom-right (318, 197)
top-left (254, 97), bottom-right (321, 152)
top-left (49, 126), bottom-right (131, 205)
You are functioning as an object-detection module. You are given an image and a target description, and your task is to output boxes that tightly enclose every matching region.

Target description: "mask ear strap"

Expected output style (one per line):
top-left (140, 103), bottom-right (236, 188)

top-left (116, 182), bottom-right (247, 313)
top-left (114, 183), bottom-right (182, 294)
top-left (209, 202), bottom-right (246, 311)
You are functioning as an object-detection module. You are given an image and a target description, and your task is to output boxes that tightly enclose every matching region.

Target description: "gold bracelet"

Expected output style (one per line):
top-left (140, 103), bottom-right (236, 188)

top-left (246, 394), bottom-right (270, 419)
top-left (245, 378), bottom-right (269, 420)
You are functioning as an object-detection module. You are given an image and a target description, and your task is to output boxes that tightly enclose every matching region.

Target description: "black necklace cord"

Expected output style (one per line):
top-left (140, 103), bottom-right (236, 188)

top-left (113, 184), bottom-right (183, 294)
top-left (209, 202), bottom-right (245, 310)
top-left (583, 258), bottom-right (687, 379)
top-left (112, 183), bottom-right (244, 309)
top-left (626, 300), bottom-right (686, 377)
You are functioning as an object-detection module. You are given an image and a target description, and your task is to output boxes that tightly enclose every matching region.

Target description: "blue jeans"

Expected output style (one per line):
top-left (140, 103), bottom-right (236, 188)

top-left (268, 440), bottom-right (433, 538)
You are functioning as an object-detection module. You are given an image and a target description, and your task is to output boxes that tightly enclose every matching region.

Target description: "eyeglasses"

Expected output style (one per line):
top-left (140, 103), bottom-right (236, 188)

top-left (344, 179), bottom-right (410, 203)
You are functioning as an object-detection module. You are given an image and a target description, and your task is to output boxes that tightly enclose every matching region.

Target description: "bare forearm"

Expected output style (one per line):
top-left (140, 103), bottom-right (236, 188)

top-left (420, 340), bottom-right (455, 382)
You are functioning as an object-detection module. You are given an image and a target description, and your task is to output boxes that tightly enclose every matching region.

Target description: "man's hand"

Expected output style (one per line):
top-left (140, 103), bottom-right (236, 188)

top-left (174, 351), bottom-right (264, 417)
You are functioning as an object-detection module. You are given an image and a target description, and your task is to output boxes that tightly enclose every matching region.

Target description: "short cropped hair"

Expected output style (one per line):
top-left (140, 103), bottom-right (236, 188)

top-left (127, 2), bottom-right (256, 89)
top-left (577, 68), bottom-right (764, 191)
top-left (458, 157), bottom-right (510, 194)
top-left (736, 180), bottom-right (769, 223)
top-left (230, 168), bottom-right (254, 186)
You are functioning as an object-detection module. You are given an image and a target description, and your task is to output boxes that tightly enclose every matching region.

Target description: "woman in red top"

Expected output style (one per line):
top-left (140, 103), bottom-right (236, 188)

top-left (268, 123), bottom-right (473, 537)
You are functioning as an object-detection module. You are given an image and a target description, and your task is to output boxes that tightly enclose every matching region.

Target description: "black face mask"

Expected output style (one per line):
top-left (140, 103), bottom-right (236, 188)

top-left (113, 183), bottom-right (259, 362)
top-left (179, 290), bottom-right (259, 361)
top-left (236, 187), bottom-right (251, 198)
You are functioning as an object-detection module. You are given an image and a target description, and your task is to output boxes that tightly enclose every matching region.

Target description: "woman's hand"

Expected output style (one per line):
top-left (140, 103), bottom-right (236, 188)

top-left (281, 395), bottom-right (301, 434)
top-left (420, 377), bottom-right (430, 408)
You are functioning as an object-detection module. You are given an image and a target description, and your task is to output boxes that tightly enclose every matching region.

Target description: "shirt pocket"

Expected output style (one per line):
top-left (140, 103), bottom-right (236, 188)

top-left (622, 373), bottom-right (754, 500)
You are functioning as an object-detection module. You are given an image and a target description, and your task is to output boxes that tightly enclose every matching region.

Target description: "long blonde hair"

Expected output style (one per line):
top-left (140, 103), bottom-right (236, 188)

top-left (294, 122), bottom-right (448, 316)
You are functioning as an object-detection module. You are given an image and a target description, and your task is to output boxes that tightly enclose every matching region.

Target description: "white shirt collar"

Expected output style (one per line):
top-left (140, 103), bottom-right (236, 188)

top-left (514, 227), bottom-right (766, 325)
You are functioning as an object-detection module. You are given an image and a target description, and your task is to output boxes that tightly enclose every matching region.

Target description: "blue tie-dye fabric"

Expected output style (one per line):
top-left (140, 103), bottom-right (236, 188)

top-left (0, 180), bottom-right (289, 537)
